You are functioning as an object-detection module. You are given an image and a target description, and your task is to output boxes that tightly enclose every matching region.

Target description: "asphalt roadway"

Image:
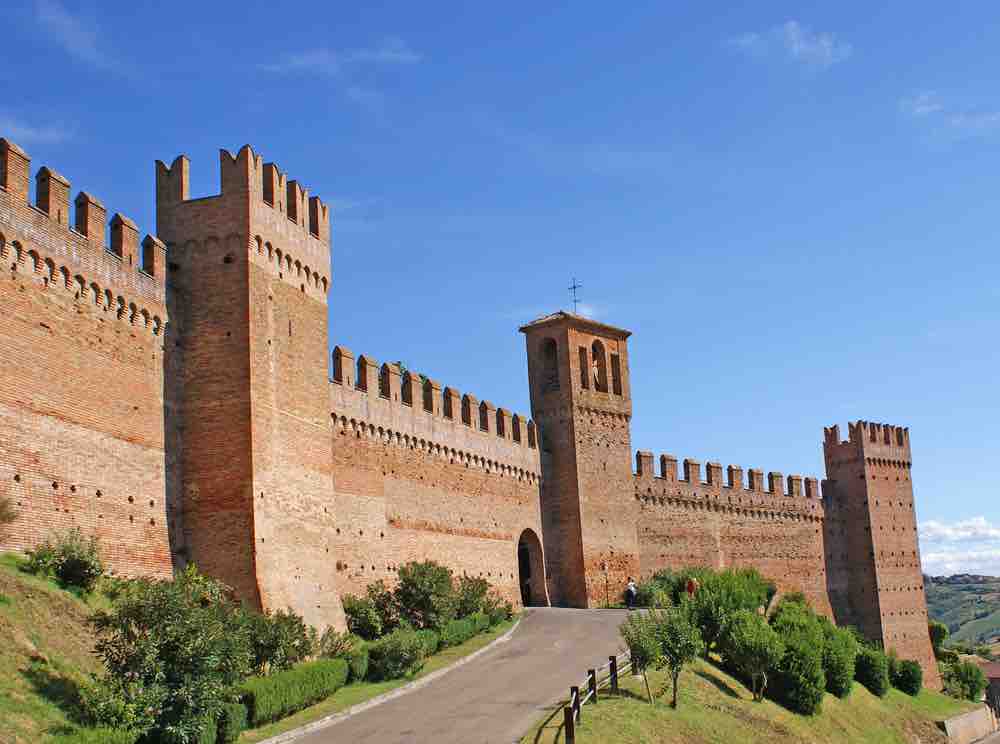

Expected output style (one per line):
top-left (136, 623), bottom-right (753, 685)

top-left (296, 607), bottom-right (629, 744)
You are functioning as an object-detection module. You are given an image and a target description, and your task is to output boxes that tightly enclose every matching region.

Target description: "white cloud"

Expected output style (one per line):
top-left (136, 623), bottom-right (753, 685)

top-left (728, 20), bottom-right (852, 68)
top-left (0, 115), bottom-right (73, 144)
top-left (35, 0), bottom-right (110, 68)
top-left (262, 38), bottom-right (422, 75)
top-left (920, 516), bottom-right (1000, 576)
top-left (344, 37), bottom-right (422, 65)
top-left (900, 91), bottom-right (944, 117)
top-left (899, 91), bottom-right (1000, 136)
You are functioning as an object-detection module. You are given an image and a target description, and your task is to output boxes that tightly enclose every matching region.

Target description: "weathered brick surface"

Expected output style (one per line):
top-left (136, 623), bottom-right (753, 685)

top-left (0, 137), bottom-right (940, 686)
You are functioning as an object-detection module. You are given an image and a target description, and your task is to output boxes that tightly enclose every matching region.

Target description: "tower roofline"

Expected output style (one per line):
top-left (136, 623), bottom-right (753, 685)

top-left (518, 310), bottom-right (631, 339)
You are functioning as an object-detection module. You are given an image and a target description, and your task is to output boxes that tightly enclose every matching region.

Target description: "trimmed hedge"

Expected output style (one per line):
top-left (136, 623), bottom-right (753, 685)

top-left (367, 627), bottom-right (425, 681)
top-left (855, 647), bottom-right (890, 697)
top-left (217, 702), bottom-right (248, 743)
top-left (240, 658), bottom-right (348, 726)
top-left (415, 628), bottom-right (441, 657)
top-left (892, 659), bottom-right (923, 696)
top-left (48, 729), bottom-right (139, 744)
top-left (440, 617), bottom-right (476, 648)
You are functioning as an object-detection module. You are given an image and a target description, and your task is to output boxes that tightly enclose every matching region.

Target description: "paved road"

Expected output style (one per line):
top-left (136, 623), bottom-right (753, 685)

top-left (298, 608), bottom-right (629, 744)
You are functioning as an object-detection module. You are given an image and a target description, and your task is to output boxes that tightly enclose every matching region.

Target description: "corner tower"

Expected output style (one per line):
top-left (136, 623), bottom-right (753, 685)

top-left (156, 146), bottom-right (343, 629)
top-left (520, 312), bottom-right (638, 607)
top-left (823, 421), bottom-right (940, 688)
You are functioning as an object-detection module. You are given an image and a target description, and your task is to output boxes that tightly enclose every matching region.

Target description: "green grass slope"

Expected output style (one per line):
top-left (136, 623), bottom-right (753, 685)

top-left (925, 574), bottom-right (1000, 644)
top-left (523, 658), bottom-right (978, 744)
top-left (0, 553), bottom-right (109, 744)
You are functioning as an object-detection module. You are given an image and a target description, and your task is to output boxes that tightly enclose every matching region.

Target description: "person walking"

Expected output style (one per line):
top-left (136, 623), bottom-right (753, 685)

top-left (625, 577), bottom-right (637, 610)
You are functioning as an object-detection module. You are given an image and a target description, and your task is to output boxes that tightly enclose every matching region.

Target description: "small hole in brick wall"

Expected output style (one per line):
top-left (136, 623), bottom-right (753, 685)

top-left (336, 528), bottom-right (341, 534)
top-left (149, 518), bottom-right (155, 526)
top-left (70, 485), bottom-right (76, 493)
top-left (13, 474), bottom-right (20, 482)
top-left (52, 482), bottom-right (58, 489)
top-left (226, 331), bottom-right (231, 337)
top-left (380, 531), bottom-right (384, 538)
top-left (223, 254), bottom-right (233, 264)
top-left (359, 530), bottom-right (363, 536)
top-left (279, 272), bottom-right (283, 279)
top-left (129, 515), bottom-right (134, 523)
top-left (300, 284), bottom-right (305, 292)
top-left (128, 495), bottom-right (134, 503)
top-left (96, 490), bottom-right (102, 497)
top-left (149, 500), bottom-right (154, 507)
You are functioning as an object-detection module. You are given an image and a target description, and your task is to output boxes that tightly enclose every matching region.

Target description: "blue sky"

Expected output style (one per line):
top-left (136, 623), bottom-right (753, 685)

top-left (5, 1), bottom-right (999, 575)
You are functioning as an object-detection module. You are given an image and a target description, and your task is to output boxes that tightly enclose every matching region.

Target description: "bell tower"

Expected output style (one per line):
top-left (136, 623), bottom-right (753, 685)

top-left (520, 311), bottom-right (638, 607)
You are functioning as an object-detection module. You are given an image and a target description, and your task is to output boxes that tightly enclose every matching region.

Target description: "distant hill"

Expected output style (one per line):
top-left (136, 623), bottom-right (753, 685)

top-left (925, 573), bottom-right (1000, 646)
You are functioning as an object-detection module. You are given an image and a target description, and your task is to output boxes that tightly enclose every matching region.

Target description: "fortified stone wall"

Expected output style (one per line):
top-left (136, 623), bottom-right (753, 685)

top-left (0, 139), bottom-right (174, 576)
top-left (328, 347), bottom-right (548, 607)
top-left (633, 453), bottom-right (830, 614)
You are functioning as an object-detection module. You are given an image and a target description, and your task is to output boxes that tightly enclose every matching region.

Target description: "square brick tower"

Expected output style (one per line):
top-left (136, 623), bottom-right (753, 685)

top-left (520, 312), bottom-right (638, 607)
top-left (156, 145), bottom-right (343, 629)
top-left (824, 421), bottom-right (940, 689)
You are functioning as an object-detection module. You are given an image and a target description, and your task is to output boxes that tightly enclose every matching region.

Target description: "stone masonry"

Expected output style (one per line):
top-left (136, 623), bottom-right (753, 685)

top-left (0, 136), bottom-right (939, 687)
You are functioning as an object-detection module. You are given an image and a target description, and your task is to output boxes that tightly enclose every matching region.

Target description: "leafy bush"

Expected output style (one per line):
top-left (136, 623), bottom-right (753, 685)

top-left (719, 609), bottom-right (784, 701)
top-left (318, 629), bottom-right (370, 682)
top-left (242, 607), bottom-right (315, 675)
top-left (482, 592), bottom-right (513, 626)
top-left (470, 610), bottom-right (489, 633)
top-left (687, 568), bottom-right (773, 653)
top-left (216, 701), bottom-right (248, 743)
top-left (366, 579), bottom-right (400, 635)
top-left (88, 565), bottom-right (253, 743)
top-left (342, 594), bottom-right (383, 641)
top-left (394, 561), bottom-right (457, 630)
top-left (654, 606), bottom-right (705, 709)
top-left (892, 659), bottom-right (923, 696)
top-left (240, 658), bottom-right (348, 726)
top-left (635, 581), bottom-right (671, 609)
top-left (769, 632), bottom-right (826, 715)
top-left (620, 611), bottom-right (661, 703)
top-left (367, 627), bottom-right (426, 681)
top-left (943, 660), bottom-right (987, 701)
top-left (78, 676), bottom-right (161, 734)
top-left (820, 620), bottom-right (857, 698)
top-left (440, 617), bottom-right (476, 647)
top-left (48, 728), bottom-right (140, 744)
top-left (415, 628), bottom-right (441, 656)
top-left (855, 646), bottom-right (890, 697)
top-left (26, 528), bottom-right (105, 592)
top-left (197, 717), bottom-right (218, 744)
top-left (455, 576), bottom-right (490, 617)
top-left (929, 620), bottom-right (949, 659)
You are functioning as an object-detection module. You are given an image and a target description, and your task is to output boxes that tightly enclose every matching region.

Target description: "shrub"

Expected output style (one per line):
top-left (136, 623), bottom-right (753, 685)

top-left (719, 609), bottom-right (784, 702)
top-left (943, 660), bottom-right (987, 701)
top-left (470, 610), bottom-right (489, 633)
top-left (892, 659), bottom-right (923, 696)
top-left (88, 565), bottom-right (253, 743)
top-left (655, 607), bottom-right (705, 709)
top-left (242, 607), bottom-right (315, 675)
top-left (217, 701), bottom-right (248, 743)
top-left (769, 633), bottom-right (826, 715)
top-left (367, 627), bottom-right (426, 681)
top-left (635, 582), bottom-right (671, 609)
top-left (620, 611), bottom-right (661, 703)
top-left (455, 576), bottom-right (490, 617)
top-left (929, 620), bottom-right (949, 659)
top-left (48, 728), bottom-right (140, 744)
top-left (318, 628), bottom-right (356, 658)
top-left (342, 594), bottom-right (383, 640)
top-left (820, 621), bottom-right (857, 698)
top-left (348, 643), bottom-right (370, 682)
top-left (855, 646), bottom-right (890, 697)
top-left (440, 617), bottom-right (476, 647)
top-left (483, 592), bottom-right (513, 626)
top-left (415, 628), bottom-right (441, 656)
top-left (240, 658), bottom-right (348, 726)
top-left (26, 528), bottom-right (105, 592)
top-left (394, 561), bottom-right (457, 629)
top-left (366, 579), bottom-right (400, 635)
top-left (197, 717), bottom-right (218, 744)
top-left (78, 676), bottom-right (161, 734)
top-left (688, 568), bottom-right (772, 653)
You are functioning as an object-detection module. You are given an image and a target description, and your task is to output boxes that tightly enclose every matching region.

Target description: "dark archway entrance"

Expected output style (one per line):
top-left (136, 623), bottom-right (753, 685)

top-left (517, 528), bottom-right (547, 607)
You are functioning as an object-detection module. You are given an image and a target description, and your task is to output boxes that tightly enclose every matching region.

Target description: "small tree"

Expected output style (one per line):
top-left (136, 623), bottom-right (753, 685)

top-left (943, 660), bottom-right (987, 701)
top-left (855, 646), bottom-right (890, 697)
top-left (893, 659), bottom-right (923, 696)
top-left (620, 612), bottom-right (661, 703)
top-left (655, 607), bottom-right (705, 708)
top-left (394, 561), bottom-right (456, 630)
top-left (929, 620), bottom-right (949, 659)
top-left (720, 609), bottom-right (784, 701)
top-left (455, 576), bottom-right (490, 617)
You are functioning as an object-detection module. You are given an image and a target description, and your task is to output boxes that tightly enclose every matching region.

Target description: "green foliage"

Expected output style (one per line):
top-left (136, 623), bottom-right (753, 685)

top-left (620, 612), bottom-right (661, 703)
top-left (216, 701), bottom-right (248, 743)
top-left (769, 633), bottom-right (826, 715)
top-left (394, 561), bottom-right (457, 630)
top-left (366, 627), bottom-right (426, 681)
top-left (440, 616), bottom-right (477, 647)
top-left (48, 728), bottom-right (140, 744)
top-left (942, 660), bottom-right (987, 701)
top-left (318, 630), bottom-right (369, 682)
top-left (26, 528), bottom-right (105, 592)
top-left (654, 606), bottom-right (705, 708)
top-left (455, 575), bottom-right (490, 617)
top-left (855, 647), bottom-right (891, 697)
top-left (635, 582), bottom-right (671, 609)
top-left (483, 591), bottom-right (513, 626)
top-left (719, 609), bottom-right (784, 701)
top-left (687, 568), bottom-right (773, 653)
top-left (342, 594), bottom-right (383, 641)
top-left (820, 620), bottom-right (858, 698)
top-left (241, 607), bottom-right (315, 675)
top-left (415, 628), bottom-right (441, 656)
top-left (240, 658), bottom-right (348, 726)
top-left (470, 610), bottom-right (489, 633)
top-left (78, 676), bottom-right (160, 733)
top-left (929, 620), bottom-right (949, 658)
top-left (87, 565), bottom-right (253, 743)
top-left (892, 659), bottom-right (923, 696)
top-left (366, 579), bottom-right (400, 635)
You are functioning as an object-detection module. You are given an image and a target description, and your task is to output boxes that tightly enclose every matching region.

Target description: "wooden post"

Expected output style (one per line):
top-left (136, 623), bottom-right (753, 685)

top-left (609, 655), bottom-right (619, 694)
top-left (588, 669), bottom-right (598, 704)
top-left (571, 685), bottom-right (581, 722)
top-left (563, 705), bottom-right (576, 744)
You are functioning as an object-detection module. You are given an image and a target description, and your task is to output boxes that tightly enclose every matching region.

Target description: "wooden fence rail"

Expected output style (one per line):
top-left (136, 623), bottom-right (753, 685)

top-left (562, 651), bottom-right (633, 743)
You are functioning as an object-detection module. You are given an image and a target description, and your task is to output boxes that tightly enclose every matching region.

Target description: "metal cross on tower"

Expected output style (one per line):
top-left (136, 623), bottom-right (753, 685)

top-left (568, 277), bottom-right (583, 313)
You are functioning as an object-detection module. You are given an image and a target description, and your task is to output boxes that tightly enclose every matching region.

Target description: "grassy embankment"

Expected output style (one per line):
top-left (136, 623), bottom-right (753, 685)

top-left (522, 657), bottom-right (978, 744)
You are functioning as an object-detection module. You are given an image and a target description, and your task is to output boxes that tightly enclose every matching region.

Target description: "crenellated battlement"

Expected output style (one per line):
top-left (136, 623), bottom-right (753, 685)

top-left (633, 449), bottom-right (822, 502)
top-left (824, 420), bottom-right (912, 467)
top-left (0, 137), bottom-right (167, 306)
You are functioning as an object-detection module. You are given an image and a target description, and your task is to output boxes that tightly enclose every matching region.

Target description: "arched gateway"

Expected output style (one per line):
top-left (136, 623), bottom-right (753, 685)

top-left (517, 528), bottom-right (547, 607)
